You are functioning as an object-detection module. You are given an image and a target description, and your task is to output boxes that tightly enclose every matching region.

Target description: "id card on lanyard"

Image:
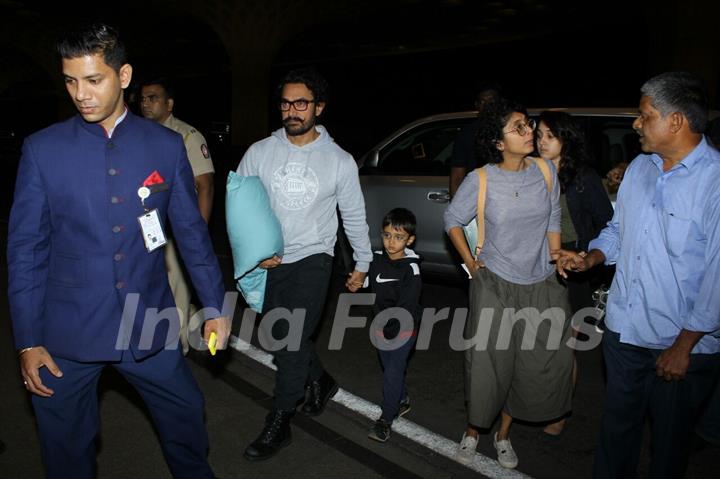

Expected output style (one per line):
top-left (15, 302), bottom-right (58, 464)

top-left (137, 186), bottom-right (167, 252)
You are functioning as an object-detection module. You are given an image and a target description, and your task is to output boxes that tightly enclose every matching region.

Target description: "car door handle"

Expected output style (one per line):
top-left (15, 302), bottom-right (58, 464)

top-left (427, 191), bottom-right (450, 203)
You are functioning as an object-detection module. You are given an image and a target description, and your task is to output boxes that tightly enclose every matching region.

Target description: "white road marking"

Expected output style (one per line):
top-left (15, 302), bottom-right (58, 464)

top-left (230, 335), bottom-right (532, 479)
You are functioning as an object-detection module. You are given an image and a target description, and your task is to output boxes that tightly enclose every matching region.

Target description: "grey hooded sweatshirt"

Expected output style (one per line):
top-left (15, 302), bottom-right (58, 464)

top-left (237, 125), bottom-right (372, 272)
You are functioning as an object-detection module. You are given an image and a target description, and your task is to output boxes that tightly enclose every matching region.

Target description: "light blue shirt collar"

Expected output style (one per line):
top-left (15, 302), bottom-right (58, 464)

top-left (648, 136), bottom-right (707, 172)
top-left (106, 107), bottom-right (128, 139)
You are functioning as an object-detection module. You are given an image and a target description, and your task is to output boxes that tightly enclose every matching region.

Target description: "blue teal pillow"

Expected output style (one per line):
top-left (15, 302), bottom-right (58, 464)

top-left (225, 172), bottom-right (283, 312)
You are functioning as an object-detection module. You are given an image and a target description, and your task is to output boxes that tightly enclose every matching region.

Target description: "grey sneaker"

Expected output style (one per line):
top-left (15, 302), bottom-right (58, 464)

top-left (398, 396), bottom-right (411, 418)
top-left (368, 419), bottom-right (391, 442)
top-left (493, 432), bottom-right (518, 469)
top-left (455, 432), bottom-right (478, 465)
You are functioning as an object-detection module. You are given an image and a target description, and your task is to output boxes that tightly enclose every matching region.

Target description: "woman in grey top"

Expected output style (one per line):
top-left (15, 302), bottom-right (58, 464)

top-left (444, 99), bottom-right (574, 469)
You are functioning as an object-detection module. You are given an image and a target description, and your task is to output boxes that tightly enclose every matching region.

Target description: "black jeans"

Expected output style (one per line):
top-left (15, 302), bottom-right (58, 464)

top-left (594, 329), bottom-right (720, 479)
top-left (262, 253), bottom-right (333, 411)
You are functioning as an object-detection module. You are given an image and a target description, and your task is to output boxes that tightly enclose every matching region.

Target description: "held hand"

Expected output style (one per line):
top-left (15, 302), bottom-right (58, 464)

top-left (259, 255), bottom-right (282, 269)
top-left (203, 316), bottom-right (231, 353)
top-left (464, 258), bottom-right (485, 278)
top-left (552, 249), bottom-right (589, 278)
top-left (345, 270), bottom-right (367, 292)
top-left (20, 347), bottom-right (63, 397)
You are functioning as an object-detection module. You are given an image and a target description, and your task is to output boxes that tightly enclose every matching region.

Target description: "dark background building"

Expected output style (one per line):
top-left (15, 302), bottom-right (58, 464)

top-left (1, 0), bottom-right (719, 162)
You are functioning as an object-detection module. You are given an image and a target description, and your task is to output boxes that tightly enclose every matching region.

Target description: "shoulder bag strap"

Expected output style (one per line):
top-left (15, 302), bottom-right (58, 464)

top-left (474, 167), bottom-right (488, 256)
top-left (533, 157), bottom-right (553, 192)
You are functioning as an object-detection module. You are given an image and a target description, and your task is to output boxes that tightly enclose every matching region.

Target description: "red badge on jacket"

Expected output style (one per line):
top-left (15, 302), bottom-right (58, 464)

top-left (142, 170), bottom-right (165, 186)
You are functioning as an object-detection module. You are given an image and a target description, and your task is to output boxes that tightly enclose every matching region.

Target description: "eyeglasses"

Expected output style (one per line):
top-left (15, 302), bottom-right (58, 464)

top-left (279, 99), bottom-right (316, 111)
top-left (381, 232), bottom-right (409, 242)
top-left (503, 118), bottom-right (536, 136)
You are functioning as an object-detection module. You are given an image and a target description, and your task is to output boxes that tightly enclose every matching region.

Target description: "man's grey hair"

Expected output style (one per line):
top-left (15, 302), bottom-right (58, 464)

top-left (640, 72), bottom-right (709, 134)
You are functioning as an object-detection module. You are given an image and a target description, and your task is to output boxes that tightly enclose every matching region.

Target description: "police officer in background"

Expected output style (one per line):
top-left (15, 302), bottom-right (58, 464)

top-left (140, 78), bottom-right (214, 354)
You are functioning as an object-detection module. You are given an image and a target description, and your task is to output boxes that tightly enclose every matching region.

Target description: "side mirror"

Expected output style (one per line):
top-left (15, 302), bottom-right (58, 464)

top-left (358, 149), bottom-right (380, 175)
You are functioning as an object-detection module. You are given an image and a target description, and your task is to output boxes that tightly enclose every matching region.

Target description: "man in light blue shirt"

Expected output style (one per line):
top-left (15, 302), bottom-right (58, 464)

top-left (555, 72), bottom-right (720, 479)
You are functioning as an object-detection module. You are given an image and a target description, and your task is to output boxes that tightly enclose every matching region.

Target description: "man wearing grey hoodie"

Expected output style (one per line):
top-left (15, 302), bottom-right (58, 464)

top-left (237, 68), bottom-right (372, 461)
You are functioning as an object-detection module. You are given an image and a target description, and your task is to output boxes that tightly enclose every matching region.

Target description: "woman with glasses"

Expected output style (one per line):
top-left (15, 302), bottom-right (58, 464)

top-left (444, 99), bottom-right (574, 469)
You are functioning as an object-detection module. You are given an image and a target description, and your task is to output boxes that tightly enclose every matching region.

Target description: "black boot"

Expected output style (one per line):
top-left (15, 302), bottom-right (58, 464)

top-left (243, 409), bottom-right (294, 461)
top-left (301, 371), bottom-right (339, 416)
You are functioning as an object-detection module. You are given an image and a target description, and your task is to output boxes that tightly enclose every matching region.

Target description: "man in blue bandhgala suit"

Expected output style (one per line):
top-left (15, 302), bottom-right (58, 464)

top-left (7, 23), bottom-right (230, 479)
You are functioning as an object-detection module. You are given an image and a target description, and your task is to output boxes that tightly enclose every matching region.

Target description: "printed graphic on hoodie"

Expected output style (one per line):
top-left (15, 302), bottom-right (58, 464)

top-left (271, 162), bottom-right (319, 210)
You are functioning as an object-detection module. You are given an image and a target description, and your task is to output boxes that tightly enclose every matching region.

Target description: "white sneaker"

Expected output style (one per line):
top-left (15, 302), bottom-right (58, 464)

top-left (455, 432), bottom-right (478, 465)
top-left (493, 432), bottom-right (518, 469)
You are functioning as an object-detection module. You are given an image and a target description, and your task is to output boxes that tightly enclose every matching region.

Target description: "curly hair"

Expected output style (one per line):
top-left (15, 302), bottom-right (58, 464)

top-left (276, 67), bottom-right (329, 104)
top-left (538, 111), bottom-right (591, 191)
top-left (475, 98), bottom-right (528, 164)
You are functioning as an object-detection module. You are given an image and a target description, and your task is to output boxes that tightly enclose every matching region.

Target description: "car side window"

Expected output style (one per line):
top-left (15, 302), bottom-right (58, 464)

top-left (377, 120), bottom-right (470, 176)
top-left (583, 117), bottom-right (639, 175)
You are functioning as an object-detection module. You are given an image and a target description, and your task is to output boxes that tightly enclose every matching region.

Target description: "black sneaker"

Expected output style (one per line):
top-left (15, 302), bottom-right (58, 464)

top-left (368, 419), bottom-right (391, 443)
top-left (398, 396), bottom-right (411, 418)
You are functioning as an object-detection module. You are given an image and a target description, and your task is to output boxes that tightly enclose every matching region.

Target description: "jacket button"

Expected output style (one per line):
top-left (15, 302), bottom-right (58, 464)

top-left (114, 253), bottom-right (123, 261)
top-left (115, 281), bottom-right (124, 289)
top-left (108, 168), bottom-right (117, 176)
top-left (112, 225), bottom-right (122, 233)
top-left (111, 196), bottom-right (119, 204)
top-left (107, 141), bottom-right (115, 150)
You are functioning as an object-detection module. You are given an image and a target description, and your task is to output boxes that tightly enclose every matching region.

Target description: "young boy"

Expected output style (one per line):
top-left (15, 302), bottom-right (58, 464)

top-left (364, 208), bottom-right (422, 442)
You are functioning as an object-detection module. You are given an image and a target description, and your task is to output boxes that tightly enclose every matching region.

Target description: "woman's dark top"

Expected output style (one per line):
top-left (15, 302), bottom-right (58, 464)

top-left (564, 167), bottom-right (614, 251)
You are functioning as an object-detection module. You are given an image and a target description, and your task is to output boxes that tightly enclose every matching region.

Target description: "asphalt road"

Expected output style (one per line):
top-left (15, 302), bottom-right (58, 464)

top-left (0, 214), bottom-right (717, 478)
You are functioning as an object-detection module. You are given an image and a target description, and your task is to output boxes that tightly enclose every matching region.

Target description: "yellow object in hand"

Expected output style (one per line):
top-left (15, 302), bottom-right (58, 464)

top-left (208, 332), bottom-right (217, 356)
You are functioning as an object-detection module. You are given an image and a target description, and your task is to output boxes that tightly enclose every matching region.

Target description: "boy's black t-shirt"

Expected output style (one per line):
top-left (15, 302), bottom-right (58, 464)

top-left (366, 249), bottom-right (422, 339)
